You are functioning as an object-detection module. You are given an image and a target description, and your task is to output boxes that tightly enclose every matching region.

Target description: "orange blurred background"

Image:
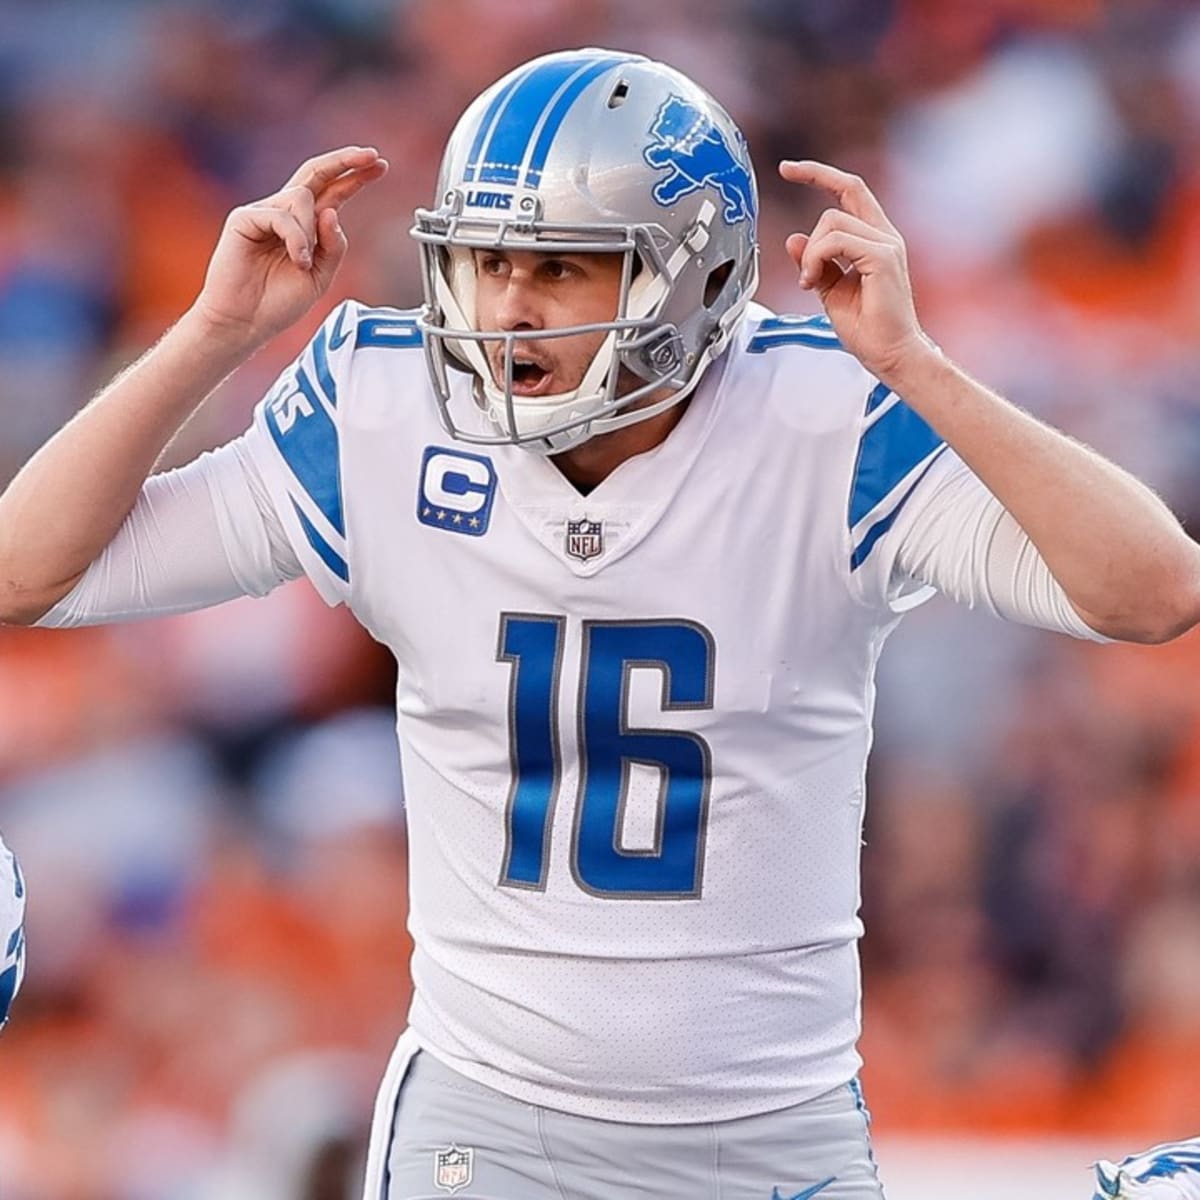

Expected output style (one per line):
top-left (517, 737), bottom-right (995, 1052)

top-left (0, 1), bottom-right (1199, 1196)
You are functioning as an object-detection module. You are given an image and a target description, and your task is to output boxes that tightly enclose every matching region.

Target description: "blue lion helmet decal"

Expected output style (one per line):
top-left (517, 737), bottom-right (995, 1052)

top-left (643, 95), bottom-right (756, 226)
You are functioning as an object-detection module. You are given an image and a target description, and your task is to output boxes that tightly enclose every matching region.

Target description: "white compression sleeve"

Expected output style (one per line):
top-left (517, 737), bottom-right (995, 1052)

top-left (36, 435), bottom-right (301, 628)
top-left (891, 452), bottom-right (1111, 641)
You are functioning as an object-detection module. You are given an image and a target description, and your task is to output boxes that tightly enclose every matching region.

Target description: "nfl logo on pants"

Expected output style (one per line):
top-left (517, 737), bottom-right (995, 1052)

top-left (434, 1145), bottom-right (474, 1193)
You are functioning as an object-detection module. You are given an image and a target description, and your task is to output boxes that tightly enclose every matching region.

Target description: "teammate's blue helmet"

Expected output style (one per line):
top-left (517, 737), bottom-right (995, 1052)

top-left (412, 49), bottom-right (760, 454)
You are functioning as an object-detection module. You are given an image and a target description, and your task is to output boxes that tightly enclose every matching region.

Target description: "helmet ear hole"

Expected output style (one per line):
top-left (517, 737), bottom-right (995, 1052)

top-left (704, 260), bottom-right (734, 308)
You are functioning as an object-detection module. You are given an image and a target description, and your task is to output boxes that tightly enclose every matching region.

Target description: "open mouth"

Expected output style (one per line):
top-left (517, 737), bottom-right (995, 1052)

top-left (506, 358), bottom-right (553, 397)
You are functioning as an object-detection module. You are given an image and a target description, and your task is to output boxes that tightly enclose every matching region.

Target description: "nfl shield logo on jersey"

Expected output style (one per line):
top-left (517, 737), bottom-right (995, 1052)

top-left (434, 1144), bottom-right (474, 1193)
top-left (566, 518), bottom-right (604, 561)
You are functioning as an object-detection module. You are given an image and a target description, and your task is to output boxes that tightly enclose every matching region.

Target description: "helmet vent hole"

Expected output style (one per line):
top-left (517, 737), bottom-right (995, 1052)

top-left (607, 80), bottom-right (630, 109)
top-left (704, 260), bottom-right (734, 308)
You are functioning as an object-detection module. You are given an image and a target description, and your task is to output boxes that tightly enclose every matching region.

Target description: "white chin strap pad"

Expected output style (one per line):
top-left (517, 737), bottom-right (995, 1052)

top-left (481, 328), bottom-right (618, 442)
top-left (434, 250), bottom-right (490, 377)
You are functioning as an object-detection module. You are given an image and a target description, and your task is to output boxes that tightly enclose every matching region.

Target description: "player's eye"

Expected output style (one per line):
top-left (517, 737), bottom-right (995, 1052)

top-left (477, 254), bottom-right (508, 277)
top-left (540, 259), bottom-right (576, 281)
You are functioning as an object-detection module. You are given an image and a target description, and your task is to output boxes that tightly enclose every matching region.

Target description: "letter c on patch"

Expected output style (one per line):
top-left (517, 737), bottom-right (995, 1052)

top-left (424, 453), bottom-right (491, 512)
top-left (418, 446), bottom-right (497, 536)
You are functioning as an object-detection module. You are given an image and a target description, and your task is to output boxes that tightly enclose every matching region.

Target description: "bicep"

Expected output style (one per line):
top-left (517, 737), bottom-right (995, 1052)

top-left (37, 435), bottom-right (300, 628)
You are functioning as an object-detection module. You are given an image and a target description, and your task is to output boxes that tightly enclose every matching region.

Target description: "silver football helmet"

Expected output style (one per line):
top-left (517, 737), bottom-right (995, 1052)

top-left (411, 49), bottom-right (760, 454)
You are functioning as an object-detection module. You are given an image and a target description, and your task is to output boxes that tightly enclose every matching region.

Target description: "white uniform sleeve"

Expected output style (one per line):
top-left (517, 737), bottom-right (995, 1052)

top-left (36, 432), bottom-right (300, 628)
top-left (885, 450), bottom-right (1111, 641)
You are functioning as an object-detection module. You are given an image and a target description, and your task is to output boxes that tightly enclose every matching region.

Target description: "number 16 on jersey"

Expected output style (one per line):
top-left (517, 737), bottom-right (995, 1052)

top-left (497, 614), bottom-right (715, 899)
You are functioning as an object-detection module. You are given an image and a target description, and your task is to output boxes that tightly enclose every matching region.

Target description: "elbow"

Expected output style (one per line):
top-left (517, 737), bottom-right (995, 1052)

top-left (1140, 551), bottom-right (1200, 643)
top-left (1080, 563), bottom-right (1200, 645)
top-left (0, 578), bottom-right (65, 627)
top-left (0, 609), bottom-right (48, 628)
top-left (1141, 580), bottom-right (1200, 644)
top-left (0, 600), bottom-right (50, 628)
top-left (1124, 609), bottom-right (1200, 646)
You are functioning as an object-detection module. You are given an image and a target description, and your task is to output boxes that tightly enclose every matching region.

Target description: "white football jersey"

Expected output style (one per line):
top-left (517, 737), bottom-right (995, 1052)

top-left (245, 299), bottom-right (953, 1123)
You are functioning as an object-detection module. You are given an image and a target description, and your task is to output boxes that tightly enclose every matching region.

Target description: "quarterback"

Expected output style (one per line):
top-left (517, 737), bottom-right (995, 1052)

top-left (1, 49), bottom-right (1199, 1200)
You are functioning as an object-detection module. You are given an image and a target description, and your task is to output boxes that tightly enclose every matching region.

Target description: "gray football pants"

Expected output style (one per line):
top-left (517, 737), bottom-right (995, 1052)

top-left (362, 1031), bottom-right (886, 1200)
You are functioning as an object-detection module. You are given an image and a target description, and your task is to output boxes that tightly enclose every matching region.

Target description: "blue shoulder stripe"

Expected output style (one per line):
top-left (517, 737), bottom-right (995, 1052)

top-left (748, 315), bottom-right (843, 354)
top-left (850, 447), bottom-right (946, 570)
top-left (759, 315), bottom-right (833, 332)
top-left (0, 963), bottom-right (18, 1024)
top-left (849, 395), bottom-right (944, 529)
top-left (265, 368), bottom-right (345, 537)
top-left (357, 315), bottom-right (422, 349)
top-left (293, 502), bottom-right (349, 583)
top-left (865, 381), bottom-right (892, 415)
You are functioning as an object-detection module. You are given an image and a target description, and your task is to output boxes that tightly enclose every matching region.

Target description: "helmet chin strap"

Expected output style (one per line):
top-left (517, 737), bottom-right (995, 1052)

top-left (480, 328), bottom-right (618, 449)
top-left (434, 250), bottom-right (491, 381)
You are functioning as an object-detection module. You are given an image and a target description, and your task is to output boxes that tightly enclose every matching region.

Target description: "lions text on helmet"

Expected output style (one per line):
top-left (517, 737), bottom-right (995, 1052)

top-left (411, 49), bottom-right (759, 455)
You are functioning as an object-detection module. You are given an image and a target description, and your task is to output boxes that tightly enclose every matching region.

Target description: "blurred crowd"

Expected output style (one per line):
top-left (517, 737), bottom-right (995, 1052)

top-left (0, 0), bottom-right (1198, 1196)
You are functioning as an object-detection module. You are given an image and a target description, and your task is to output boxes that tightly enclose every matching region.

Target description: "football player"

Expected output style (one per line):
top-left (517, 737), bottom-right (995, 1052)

top-left (1094, 1139), bottom-right (1200, 1199)
top-left (1, 49), bottom-right (1198, 1199)
top-left (0, 834), bottom-right (25, 1031)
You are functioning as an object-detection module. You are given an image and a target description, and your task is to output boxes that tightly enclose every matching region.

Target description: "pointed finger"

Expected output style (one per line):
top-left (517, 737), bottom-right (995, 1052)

top-left (779, 160), bottom-right (898, 236)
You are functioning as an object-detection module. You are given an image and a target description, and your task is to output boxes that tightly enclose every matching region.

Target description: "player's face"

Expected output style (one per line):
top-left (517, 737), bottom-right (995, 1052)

top-left (472, 250), bottom-right (624, 397)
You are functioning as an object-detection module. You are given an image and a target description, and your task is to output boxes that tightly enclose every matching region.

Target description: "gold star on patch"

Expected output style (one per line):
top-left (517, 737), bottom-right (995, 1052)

top-left (452, 513), bottom-right (463, 525)
top-left (436, 510), bottom-right (446, 521)
top-left (469, 516), bottom-right (481, 528)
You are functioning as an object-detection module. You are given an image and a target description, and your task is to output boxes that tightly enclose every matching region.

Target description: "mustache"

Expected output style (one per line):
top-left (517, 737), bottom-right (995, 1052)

top-left (486, 343), bottom-right (555, 373)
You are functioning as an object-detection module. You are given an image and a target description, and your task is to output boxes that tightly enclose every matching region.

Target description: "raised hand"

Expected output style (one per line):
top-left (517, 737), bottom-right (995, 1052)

top-left (192, 146), bottom-right (389, 349)
top-left (779, 160), bottom-right (935, 387)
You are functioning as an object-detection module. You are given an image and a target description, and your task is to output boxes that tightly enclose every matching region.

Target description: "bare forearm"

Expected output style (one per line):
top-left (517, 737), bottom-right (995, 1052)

top-left (0, 310), bottom-right (255, 622)
top-left (780, 160), bottom-right (1200, 642)
top-left (0, 147), bottom-right (384, 626)
top-left (887, 348), bottom-right (1200, 643)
